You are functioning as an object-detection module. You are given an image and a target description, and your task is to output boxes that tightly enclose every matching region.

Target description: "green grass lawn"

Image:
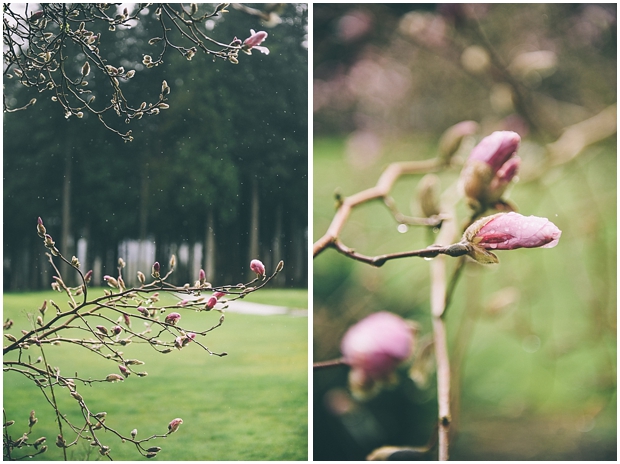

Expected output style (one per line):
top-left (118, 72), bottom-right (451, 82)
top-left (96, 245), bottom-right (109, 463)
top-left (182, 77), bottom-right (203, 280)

top-left (4, 289), bottom-right (308, 461)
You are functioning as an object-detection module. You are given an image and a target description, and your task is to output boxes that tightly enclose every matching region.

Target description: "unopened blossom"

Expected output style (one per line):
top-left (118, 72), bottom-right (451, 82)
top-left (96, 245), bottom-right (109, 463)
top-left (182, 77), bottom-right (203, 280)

top-left (37, 217), bottom-right (46, 238)
top-left (118, 364), bottom-right (130, 377)
top-left (213, 291), bottom-right (226, 299)
top-left (341, 312), bottom-right (415, 398)
top-left (466, 212), bottom-right (561, 251)
top-left (205, 296), bottom-right (218, 310)
top-left (199, 269), bottom-right (206, 283)
top-left (165, 312), bottom-right (181, 325)
top-left (250, 259), bottom-right (266, 277)
top-left (112, 325), bottom-right (122, 335)
top-left (167, 418), bottom-right (183, 434)
top-left (103, 275), bottom-right (119, 288)
top-left (242, 29), bottom-right (269, 55)
top-left (460, 131), bottom-right (521, 209)
top-left (84, 270), bottom-right (93, 284)
top-left (152, 261), bottom-right (160, 278)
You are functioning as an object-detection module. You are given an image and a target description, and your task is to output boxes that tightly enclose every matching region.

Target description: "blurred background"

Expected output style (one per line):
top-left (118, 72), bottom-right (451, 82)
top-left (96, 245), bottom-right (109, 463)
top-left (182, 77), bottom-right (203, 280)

top-left (4, 3), bottom-right (308, 291)
top-left (313, 4), bottom-right (616, 460)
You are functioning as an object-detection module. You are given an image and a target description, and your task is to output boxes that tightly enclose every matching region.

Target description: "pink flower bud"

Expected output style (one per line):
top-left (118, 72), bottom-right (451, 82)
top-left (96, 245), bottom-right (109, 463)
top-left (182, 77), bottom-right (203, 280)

top-left (152, 262), bottom-right (160, 278)
top-left (198, 269), bottom-right (206, 283)
top-left (460, 131), bottom-right (521, 208)
top-left (84, 270), bottom-right (93, 284)
top-left (206, 296), bottom-right (217, 310)
top-left (96, 325), bottom-right (108, 335)
top-left (250, 259), bottom-right (266, 277)
top-left (103, 275), bottom-right (119, 288)
top-left (167, 418), bottom-right (183, 434)
top-left (119, 364), bottom-right (130, 377)
top-left (37, 217), bottom-right (46, 238)
top-left (468, 131), bottom-right (520, 174)
top-left (123, 314), bottom-right (131, 327)
top-left (213, 292), bottom-right (226, 299)
top-left (341, 312), bottom-right (414, 382)
top-left (137, 306), bottom-right (148, 316)
top-left (165, 312), bottom-right (181, 325)
top-left (243, 30), bottom-right (268, 48)
top-left (467, 212), bottom-right (561, 251)
top-left (112, 325), bottom-right (122, 335)
top-left (186, 332), bottom-right (196, 341)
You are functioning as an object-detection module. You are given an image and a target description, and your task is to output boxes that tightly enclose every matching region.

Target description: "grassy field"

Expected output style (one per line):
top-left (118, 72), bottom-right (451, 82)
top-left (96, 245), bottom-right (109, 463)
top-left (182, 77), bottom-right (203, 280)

top-left (3, 289), bottom-right (308, 461)
top-left (313, 136), bottom-right (616, 460)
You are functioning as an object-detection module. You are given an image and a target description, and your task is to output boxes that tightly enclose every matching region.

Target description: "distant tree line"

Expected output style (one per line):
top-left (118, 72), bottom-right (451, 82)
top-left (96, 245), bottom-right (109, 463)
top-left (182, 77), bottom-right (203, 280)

top-left (3, 3), bottom-right (308, 290)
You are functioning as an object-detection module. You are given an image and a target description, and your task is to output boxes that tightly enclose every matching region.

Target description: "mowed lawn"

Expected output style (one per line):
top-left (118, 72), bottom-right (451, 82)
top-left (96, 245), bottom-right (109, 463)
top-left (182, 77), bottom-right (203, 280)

top-left (3, 289), bottom-right (308, 461)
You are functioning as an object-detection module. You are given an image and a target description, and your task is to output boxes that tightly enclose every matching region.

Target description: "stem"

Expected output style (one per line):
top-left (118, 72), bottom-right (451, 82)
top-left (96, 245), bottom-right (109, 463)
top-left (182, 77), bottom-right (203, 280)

top-left (313, 158), bottom-right (440, 258)
top-left (313, 358), bottom-right (345, 370)
top-left (429, 207), bottom-right (457, 460)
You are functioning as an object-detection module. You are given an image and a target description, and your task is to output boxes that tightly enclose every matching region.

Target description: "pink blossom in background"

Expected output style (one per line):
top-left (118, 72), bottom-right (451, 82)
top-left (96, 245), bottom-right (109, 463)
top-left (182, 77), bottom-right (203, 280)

top-left (472, 212), bottom-right (561, 250)
top-left (340, 311), bottom-right (414, 381)
top-left (468, 130), bottom-right (520, 174)
top-left (461, 130), bottom-right (522, 206)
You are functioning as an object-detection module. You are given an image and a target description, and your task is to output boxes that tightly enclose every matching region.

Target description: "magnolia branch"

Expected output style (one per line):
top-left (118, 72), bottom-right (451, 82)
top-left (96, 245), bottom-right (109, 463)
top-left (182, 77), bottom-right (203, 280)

top-left (313, 158), bottom-right (441, 258)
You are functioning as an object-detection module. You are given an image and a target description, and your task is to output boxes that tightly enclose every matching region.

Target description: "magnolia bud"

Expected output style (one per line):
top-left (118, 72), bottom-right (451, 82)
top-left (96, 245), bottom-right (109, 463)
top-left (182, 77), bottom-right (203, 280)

top-left (96, 325), bottom-right (108, 335)
top-left (417, 174), bottom-right (441, 218)
top-left (167, 418), bottom-right (183, 434)
top-left (29, 410), bottom-right (38, 427)
top-left (165, 312), bottom-right (181, 325)
top-left (250, 259), bottom-right (265, 277)
top-left (37, 217), bottom-right (46, 238)
top-left (205, 296), bottom-right (217, 310)
top-left (137, 271), bottom-right (145, 284)
top-left (437, 120), bottom-right (478, 164)
top-left (81, 61), bottom-right (90, 77)
top-left (84, 270), bottom-right (93, 284)
top-left (152, 262), bottom-right (160, 279)
top-left (106, 374), bottom-right (124, 382)
top-left (103, 275), bottom-right (119, 288)
top-left (460, 131), bottom-right (521, 210)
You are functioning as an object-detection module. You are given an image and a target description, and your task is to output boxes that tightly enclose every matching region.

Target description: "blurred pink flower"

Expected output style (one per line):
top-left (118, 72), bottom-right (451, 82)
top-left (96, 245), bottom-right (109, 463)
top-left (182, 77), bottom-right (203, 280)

top-left (461, 131), bottom-right (521, 208)
top-left (243, 30), bottom-right (269, 55)
top-left (468, 131), bottom-right (520, 173)
top-left (165, 312), bottom-right (181, 325)
top-left (469, 212), bottom-right (561, 250)
top-left (250, 259), bottom-right (266, 277)
top-left (341, 312), bottom-right (414, 382)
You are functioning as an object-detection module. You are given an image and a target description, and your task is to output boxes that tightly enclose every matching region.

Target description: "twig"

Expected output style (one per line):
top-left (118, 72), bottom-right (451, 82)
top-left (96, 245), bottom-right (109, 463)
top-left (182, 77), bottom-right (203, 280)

top-left (313, 358), bottom-right (346, 370)
top-left (313, 158), bottom-right (440, 258)
top-left (429, 205), bottom-right (458, 460)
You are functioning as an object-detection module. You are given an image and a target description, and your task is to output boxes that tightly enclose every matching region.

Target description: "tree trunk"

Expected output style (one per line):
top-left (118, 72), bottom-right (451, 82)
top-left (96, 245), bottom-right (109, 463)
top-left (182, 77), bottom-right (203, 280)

top-left (249, 177), bottom-right (260, 279)
top-left (61, 144), bottom-right (72, 285)
top-left (204, 210), bottom-right (216, 282)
